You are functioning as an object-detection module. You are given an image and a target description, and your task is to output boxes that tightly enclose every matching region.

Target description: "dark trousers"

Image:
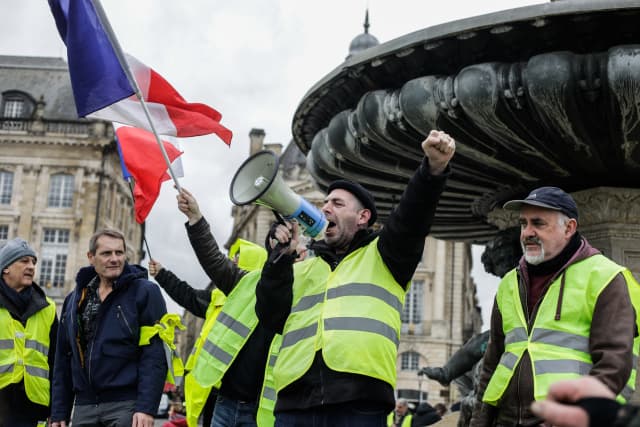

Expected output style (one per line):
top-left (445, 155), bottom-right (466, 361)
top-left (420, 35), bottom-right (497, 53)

top-left (0, 383), bottom-right (48, 427)
top-left (72, 400), bottom-right (136, 427)
top-left (210, 395), bottom-right (257, 427)
top-left (275, 404), bottom-right (387, 427)
top-left (202, 390), bottom-right (217, 427)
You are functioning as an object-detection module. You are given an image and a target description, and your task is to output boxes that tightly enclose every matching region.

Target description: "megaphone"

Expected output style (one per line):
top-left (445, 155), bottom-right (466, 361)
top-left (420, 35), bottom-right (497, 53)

top-left (229, 150), bottom-right (327, 238)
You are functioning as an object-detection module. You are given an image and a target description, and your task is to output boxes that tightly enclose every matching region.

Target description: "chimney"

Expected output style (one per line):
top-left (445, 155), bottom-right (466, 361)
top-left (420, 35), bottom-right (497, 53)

top-left (264, 142), bottom-right (283, 156)
top-left (249, 128), bottom-right (266, 155)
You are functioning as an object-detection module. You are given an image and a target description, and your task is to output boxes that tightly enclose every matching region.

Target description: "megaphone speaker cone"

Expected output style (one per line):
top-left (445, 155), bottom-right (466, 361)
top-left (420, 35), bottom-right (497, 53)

top-left (230, 151), bottom-right (280, 205)
top-left (229, 149), bottom-right (327, 238)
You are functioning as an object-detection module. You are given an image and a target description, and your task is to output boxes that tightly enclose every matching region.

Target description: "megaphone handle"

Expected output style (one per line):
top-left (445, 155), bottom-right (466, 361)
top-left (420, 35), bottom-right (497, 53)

top-left (271, 244), bottom-right (288, 263)
top-left (269, 210), bottom-right (298, 263)
top-left (272, 209), bottom-right (286, 225)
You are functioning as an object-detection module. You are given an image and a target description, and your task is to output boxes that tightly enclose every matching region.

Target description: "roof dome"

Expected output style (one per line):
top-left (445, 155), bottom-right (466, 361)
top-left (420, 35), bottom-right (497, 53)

top-left (346, 10), bottom-right (379, 60)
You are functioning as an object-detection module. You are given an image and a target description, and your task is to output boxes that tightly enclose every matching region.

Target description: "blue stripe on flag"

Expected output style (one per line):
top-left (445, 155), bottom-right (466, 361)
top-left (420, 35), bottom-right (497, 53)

top-left (48, 0), bottom-right (134, 117)
top-left (114, 133), bottom-right (132, 179)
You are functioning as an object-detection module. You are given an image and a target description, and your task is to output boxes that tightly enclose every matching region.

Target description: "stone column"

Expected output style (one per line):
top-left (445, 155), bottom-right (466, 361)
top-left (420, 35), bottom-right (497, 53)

top-left (431, 239), bottom-right (448, 338)
top-left (572, 187), bottom-right (640, 279)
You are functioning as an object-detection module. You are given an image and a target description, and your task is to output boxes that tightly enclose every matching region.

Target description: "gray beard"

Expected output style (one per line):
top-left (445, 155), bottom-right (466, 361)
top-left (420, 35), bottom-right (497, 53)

top-left (521, 242), bottom-right (545, 265)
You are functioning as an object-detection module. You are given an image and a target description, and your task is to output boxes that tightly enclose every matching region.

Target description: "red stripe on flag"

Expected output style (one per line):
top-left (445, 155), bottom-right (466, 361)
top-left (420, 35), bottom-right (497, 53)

top-left (116, 126), bottom-right (183, 223)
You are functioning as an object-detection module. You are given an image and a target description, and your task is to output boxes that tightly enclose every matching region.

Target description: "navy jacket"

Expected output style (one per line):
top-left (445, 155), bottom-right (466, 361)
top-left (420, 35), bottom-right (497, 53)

top-left (51, 263), bottom-right (167, 422)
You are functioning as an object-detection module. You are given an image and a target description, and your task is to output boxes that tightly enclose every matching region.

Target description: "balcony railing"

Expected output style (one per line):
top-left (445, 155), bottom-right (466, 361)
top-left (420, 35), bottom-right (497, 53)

top-left (0, 118), bottom-right (91, 136)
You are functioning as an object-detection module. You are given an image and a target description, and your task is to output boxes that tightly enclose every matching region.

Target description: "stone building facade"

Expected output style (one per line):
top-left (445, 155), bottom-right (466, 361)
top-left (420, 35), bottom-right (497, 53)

top-left (0, 56), bottom-right (144, 308)
top-left (225, 129), bottom-right (482, 406)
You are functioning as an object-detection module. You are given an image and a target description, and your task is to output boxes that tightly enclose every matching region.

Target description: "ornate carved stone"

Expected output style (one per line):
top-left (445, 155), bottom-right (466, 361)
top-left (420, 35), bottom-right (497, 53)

top-left (480, 227), bottom-right (522, 278)
top-left (292, 2), bottom-right (640, 244)
top-left (572, 187), bottom-right (640, 227)
top-left (486, 208), bottom-right (519, 231)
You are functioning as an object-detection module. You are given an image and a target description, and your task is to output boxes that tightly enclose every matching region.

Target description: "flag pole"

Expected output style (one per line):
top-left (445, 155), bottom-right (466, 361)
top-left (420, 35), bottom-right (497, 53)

top-left (89, 0), bottom-right (182, 192)
top-left (125, 179), bottom-right (153, 260)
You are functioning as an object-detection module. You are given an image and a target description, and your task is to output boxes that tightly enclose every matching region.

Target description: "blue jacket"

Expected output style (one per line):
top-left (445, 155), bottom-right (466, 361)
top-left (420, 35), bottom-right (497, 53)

top-left (51, 263), bottom-right (167, 422)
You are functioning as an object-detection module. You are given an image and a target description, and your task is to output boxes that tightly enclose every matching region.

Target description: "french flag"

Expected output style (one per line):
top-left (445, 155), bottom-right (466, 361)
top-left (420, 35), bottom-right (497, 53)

top-left (91, 54), bottom-right (232, 142)
top-left (48, 0), bottom-right (232, 144)
top-left (116, 126), bottom-right (183, 223)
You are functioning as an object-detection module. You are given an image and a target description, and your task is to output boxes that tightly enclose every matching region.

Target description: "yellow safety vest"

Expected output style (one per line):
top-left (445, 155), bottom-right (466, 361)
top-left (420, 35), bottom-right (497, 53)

top-left (274, 237), bottom-right (406, 392)
top-left (483, 254), bottom-right (640, 405)
top-left (387, 412), bottom-right (413, 427)
top-left (186, 238), bottom-right (268, 427)
top-left (185, 288), bottom-right (227, 372)
top-left (229, 238), bottom-right (268, 272)
top-left (256, 335), bottom-right (282, 427)
top-left (185, 288), bottom-right (226, 427)
top-left (0, 297), bottom-right (56, 406)
top-left (191, 270), bottom-right (262, 387)
top-left (139, 313), bottom-right (186, 385)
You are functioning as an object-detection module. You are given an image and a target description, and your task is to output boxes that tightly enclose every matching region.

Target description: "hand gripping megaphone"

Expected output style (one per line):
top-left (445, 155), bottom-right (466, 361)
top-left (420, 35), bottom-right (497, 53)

top-left (229, 150), bottom-right (327, 238)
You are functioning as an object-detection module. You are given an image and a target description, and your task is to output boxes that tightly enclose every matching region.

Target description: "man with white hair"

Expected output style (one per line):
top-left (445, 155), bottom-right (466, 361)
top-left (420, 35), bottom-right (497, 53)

top-left (471, 186), bottom-right (640, 427)
top-left (0, 238), bottom-right (57, 427)
top-left (388, 398), bottom-right (412, 427)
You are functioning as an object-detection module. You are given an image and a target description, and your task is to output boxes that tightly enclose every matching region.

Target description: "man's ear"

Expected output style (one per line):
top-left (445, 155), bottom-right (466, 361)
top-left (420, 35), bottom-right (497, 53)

top-left (358, 209), bottom-right (371, 227)
top-left (566, 218), bottom-right (578, 236)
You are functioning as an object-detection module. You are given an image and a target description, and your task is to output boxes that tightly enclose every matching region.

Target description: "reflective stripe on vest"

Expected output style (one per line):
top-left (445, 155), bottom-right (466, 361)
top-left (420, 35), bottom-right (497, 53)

top-left (191, 270), bottom-right (262, 387)
top-left (274, 237), bottom-right (406, 391)
top-left (139, 313), bottom-right (186, 385)
top-left (0, 297), bottom-right (56, 406)
top-left (256, 335), bottom-right (282, 427)
top-left (483, 254), bottom-right (639, 404)
top-left (185, 288), bottom-right (226, 372)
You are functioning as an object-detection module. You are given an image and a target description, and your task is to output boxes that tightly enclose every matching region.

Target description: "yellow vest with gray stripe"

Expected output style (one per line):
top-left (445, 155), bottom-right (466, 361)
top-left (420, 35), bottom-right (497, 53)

top-left (256, 334), bottom-right (281, 427)
top-left (191, 269), bottom-right (263, 387)
top-left (274, 237), bottom-right (406, 391)
top-left (0, 297), bottom-right (56, 406)
top-left (483, 254), bottom-right (640, 405)
top-left (184, 288), bottom-right (226, 427)
top-left (387, 412), bottom-right (413, 427)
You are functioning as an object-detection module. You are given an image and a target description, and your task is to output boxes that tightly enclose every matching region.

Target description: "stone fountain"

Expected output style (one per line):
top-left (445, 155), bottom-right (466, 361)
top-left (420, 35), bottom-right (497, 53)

top-left (291, 0), bottom-right (640, 278)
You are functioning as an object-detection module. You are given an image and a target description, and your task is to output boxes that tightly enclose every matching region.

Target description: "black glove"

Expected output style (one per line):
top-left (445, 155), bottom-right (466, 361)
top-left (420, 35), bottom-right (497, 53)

top-left (264, 220), bottom-right (281, 255)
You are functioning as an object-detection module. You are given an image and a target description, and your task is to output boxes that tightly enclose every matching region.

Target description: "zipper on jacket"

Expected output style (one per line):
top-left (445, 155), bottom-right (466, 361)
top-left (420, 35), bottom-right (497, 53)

top-left (516, 359), bottom-right (523, 425)
top-left (87, 290), bottom-right (114, 386)
top-left (88, 338), bottom-right (95, 385)
top-left (116, 305), bottom-right (134, 335)
top-left (517, 265), bottom-right (567, 425)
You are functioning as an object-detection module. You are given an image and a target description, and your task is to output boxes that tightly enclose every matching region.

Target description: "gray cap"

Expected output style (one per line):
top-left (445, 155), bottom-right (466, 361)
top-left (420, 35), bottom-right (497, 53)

top-left (0, 238), bottom-right (37, 271)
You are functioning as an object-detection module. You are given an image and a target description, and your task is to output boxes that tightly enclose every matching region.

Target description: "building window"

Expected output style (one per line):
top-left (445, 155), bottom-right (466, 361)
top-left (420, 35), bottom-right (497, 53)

top-left (0, 171), bottom-right (12, 204)
top-left (2, 98), bottom-right (24, 118)
top-left (401, 351), bottom-right (420, 371)
top-left (48, 174), bottom-right (74, 208)
top-left (402, 279), bottom-right (424, 324)
top-left (0, 225), bottom-right (8, 242)
top-left (40, 228), bottom-right (69, 288)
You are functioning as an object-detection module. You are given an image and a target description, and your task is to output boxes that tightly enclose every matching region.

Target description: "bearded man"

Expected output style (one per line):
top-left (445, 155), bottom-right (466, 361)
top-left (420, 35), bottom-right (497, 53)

top-left (470, 186), bottom-right (640, 427)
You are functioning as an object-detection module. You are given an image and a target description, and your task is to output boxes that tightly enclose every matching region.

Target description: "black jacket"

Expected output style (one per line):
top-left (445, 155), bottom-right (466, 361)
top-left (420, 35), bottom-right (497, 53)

top-left (256, 158), bottom-right (449, 413)
top-left (164, 218), bottom-right (275, 403)
top-left (0, 281), bottom-right (57, 424)
top-left (51, 264), bottom-right (167, 422)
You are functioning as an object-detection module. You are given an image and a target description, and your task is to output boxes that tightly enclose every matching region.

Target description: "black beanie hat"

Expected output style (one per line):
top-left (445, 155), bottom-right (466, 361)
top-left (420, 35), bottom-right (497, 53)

top-left (327, 180), bottom-right (378, 226)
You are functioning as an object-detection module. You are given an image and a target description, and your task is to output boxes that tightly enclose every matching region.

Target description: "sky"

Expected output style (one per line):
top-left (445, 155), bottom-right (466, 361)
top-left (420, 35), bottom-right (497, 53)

top-left (2, 0), bottom-right (542, 327)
